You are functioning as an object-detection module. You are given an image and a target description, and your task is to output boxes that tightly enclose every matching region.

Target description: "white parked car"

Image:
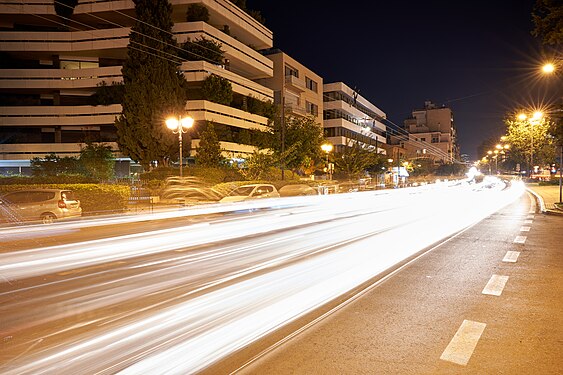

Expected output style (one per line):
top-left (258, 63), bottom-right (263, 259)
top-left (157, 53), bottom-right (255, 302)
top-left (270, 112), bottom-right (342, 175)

top-left (0, 189), bottom-right (82, 224)
top-left (220, 184), bottom-right (280, 203)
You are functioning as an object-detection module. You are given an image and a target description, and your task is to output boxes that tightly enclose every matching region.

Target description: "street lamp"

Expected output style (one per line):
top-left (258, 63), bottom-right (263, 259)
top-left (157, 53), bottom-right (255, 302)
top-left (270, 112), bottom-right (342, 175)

top-left (166, 115), bottom-right (194, 177)
top-left (321, 143), bottom-right (333, 180)
top-left (516, 111), bottom-right (543, 176)
top-left (542, 63), bottom-right (555, 74)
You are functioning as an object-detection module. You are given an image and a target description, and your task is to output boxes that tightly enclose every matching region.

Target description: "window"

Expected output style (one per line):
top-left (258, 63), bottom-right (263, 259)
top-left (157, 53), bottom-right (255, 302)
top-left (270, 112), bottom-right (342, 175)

top-left (306, 101), bottom-right (318, 116)
top-left (305, 77), bottom-right (318, 92)
top-left (431, 135), bottom-right (439, 143)
top-left (284, 64), bottom-right (299, 78)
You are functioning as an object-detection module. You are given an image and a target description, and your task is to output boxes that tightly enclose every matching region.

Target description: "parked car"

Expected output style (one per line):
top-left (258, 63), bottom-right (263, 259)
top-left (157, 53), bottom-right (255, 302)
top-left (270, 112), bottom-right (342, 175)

top-left (279, 184), bottom-right (318, 197)
top-left (219, 184), bottom-right (280, 203)
top-left (0, 189), bottom-right (82, 224)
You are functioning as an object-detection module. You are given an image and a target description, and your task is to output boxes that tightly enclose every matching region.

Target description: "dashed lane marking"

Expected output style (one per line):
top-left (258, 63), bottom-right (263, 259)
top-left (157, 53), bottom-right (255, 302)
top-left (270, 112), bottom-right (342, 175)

top-left (520, 226), bottom-right (531, 232)
top-left (482, 275), bottom-right (509, 296)
top-left (513, 236), bottom-right (527, 244)
top-left (440, 320), bottom-right (487, 366)
top-left (502, 251), bottom-right (520, 263)
top-left (526, 215), bottom-right (535, 219)
top-left (523, 220), bottom-right (533, 225)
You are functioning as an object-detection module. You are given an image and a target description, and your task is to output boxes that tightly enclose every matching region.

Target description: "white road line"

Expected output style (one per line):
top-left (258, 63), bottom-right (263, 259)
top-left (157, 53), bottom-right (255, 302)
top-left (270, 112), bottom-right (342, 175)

top-left (526, 215), bottom-right (535, 219)
top-left (513, 236), bottom-right (527, 244)
top-left (503, 251), bottom-right (520, 263)
top-left (440, 320), bottom-right (487, 366)
top-left (523, 220), bottom-right (533, 225)
top-left (520, 226), bottom-right (531, 232)
top-left (482, 275), bottom-right (509, 296)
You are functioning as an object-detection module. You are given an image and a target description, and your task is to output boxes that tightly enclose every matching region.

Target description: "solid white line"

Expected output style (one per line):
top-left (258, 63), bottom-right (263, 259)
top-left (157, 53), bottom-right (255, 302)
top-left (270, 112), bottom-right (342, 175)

top-left (482, 275), bottom-right (509, 296)
top-left (503, 251), bottom-right (520, 263)
top-left (520, 226), bottom-right (531, 232)
top-left (523, 220), bottom-right (533, 225)
top-left (440, 320), bottom-right (487, 366)
top-left (513, 236), bottom-right (527, 244)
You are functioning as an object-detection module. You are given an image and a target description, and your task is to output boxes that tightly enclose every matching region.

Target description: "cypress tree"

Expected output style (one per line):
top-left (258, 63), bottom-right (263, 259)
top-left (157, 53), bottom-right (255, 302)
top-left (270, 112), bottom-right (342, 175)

top-left (196, 122), bottom-right (224, 167)
top-left (115, 0), bottom-right (187, 170)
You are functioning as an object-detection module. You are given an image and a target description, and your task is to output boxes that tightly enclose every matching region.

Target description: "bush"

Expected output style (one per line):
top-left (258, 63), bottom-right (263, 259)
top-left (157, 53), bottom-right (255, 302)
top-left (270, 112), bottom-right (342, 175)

top-left (0, 183), bottom-right (130, 215)
top-left (186, 4), bottom-right (209, 22)
top-left (0, 175), bottom-right (96, 185)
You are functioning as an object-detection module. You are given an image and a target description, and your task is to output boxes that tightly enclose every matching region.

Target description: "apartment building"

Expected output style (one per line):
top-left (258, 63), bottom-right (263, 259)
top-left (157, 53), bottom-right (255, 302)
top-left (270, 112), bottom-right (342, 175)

top-left (401, 100), bottom-right (459, 163)
top-left (323, 82), bottom-right (387, 154)
top-left (258, 49), bottom-right (323, 125)
top-left (0, 0), bottom-right (274, 175)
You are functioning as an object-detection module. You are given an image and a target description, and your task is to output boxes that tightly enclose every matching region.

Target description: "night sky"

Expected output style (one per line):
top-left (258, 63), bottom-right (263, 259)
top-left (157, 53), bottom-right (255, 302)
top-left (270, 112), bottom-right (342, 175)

top-left (247, 0), bottom-right (560, 160)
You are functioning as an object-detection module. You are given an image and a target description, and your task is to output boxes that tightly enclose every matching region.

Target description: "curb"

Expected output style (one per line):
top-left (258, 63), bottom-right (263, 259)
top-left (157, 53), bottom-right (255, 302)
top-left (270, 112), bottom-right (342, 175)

top-left (526, 188), bottom-right (546, 214)
top-left (526, 188), bottom-right (563, 216)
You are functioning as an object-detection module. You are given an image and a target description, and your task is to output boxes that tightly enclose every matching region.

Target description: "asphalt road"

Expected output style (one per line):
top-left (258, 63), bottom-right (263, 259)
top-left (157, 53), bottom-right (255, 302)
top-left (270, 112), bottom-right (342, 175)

top-left (2, 178), bottom-right (551, 374)
top-left (231, 192), bottom-right (563, 374)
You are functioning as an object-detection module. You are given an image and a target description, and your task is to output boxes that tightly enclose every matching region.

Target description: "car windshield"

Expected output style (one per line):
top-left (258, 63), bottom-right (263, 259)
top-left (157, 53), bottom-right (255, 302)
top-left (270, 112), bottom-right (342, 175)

top-left (229, 186), bottom-right (255, 196)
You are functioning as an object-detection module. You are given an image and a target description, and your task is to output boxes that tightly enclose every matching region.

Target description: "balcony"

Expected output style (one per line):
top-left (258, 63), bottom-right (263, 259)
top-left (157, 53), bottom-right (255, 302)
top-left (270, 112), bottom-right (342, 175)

top-left (186, 100), bottom-right (269, 131)
top-left (0, 66), bottom-right (122, 90)
top-left (284, 75), bottom-right (306, 92)
top-left (0, 142), bottom-right (120, 160)
top-left (174, 21), bottom-right (273, 80)
top-left (0, 28), bottom-right (130, 54)
top-left (0, 105), bottom-right (121, 127)
top-left (180, 61), bottom-right (273, 101)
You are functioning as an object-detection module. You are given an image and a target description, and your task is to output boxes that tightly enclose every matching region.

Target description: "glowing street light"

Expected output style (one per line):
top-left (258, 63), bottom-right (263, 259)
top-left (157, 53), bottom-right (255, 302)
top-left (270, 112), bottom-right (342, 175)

top-left (166, 115), bottom-right (194, 177)
top-left (516, 110), bottom-right (543, 176)
top-left (321, 143), bottom-right (333, 180)
top-left (542, 62), bottom-right (555, 74)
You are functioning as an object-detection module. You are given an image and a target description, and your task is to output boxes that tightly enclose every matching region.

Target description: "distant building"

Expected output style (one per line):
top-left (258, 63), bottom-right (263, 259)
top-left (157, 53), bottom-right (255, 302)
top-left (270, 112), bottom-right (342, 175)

top-left (399, 100), bottom-right (459, 163)
top-left (258, 49), bottom-right (324, 125)
top-left (323, 82), bottom-right (387, 154)
top-left (0, 0), bottom-right (274, 175)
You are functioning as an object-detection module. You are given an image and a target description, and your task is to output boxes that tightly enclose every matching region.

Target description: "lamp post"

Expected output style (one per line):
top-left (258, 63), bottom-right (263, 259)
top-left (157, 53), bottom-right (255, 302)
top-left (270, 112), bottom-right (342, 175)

top-left (517, 111), bottom-right (543, 176)
top-left (166, 115), bottom-right (194, 177)
top-left (495, 141), bottom-right (510, 174)
top-left (321, 143), bottom-right (333, 180)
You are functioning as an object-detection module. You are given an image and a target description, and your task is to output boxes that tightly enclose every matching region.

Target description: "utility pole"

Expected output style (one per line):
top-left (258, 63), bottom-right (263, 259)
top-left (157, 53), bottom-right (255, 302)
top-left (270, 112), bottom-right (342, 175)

top-left (281, 95), bottom-right (285, 181)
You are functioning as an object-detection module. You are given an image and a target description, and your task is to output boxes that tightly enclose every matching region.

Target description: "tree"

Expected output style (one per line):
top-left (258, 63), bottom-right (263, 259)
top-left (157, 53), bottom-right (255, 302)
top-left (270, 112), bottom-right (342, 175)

top-left (240, 151), bottom-right (277, 180)
top-left (186, 4), bottom-right (209, 22)
top-left (79, 142), bottom-right (115, 180)
top-left (334, 139), bottom-right (379, 179)
top-left (30, 153), bottom-right (81, 176)
top-left (115, 0), bottom-right (187, 170)
top-left (91, 81), bottom-right (124, 106)
top-left (201, 74), bottom-right (233, 105)
top-left (180, 36), bottom-right (224, 64)
top-left (504, 116), bottom-right (555, 170)
top-left (256, 114), bottom-right (324, 175)
top-left (196, 122), bottom-right (225, 167)
top-left (531, 0), bottom-right (563, 45)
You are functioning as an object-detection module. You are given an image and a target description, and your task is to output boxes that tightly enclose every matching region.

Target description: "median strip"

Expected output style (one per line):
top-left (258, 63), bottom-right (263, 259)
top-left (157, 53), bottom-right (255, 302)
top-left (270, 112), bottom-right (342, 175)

top-left (440, 320), bottom-right (487, 366)
top-left (482, 275), bottom-right (509, 296)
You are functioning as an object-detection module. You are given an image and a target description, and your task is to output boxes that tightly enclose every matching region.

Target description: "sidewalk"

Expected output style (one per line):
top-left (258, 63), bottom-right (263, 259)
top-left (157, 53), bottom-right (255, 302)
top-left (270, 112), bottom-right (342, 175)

top-left (526, 182), bottom-right (563, 215)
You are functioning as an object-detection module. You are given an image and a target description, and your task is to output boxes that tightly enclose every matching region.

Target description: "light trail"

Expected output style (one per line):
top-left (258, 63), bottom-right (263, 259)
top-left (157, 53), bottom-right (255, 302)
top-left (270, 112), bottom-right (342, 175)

top-left (0, 178), bottom-right (524, 374)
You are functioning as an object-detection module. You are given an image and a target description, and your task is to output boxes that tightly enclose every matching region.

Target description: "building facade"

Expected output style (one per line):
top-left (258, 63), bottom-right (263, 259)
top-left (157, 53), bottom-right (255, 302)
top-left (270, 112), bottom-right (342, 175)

top-left (323, 82), bottom-right (387, 154)
top-left (0, 0), bottom-right (274, 174)
top-left (401, 100), bottom-right (459, 163)
top-left (258, 49), bottom-right (323, 125)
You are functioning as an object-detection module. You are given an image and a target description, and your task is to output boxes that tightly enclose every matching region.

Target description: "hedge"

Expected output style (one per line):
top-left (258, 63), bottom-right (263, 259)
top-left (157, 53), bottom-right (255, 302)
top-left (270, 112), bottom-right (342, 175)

top-left (0, 184), bottom-right (130, 215)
